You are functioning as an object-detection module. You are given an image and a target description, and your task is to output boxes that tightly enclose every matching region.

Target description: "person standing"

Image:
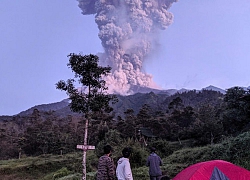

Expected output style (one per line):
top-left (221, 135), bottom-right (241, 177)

top-left (116, 147), bottom-right (133, 180)
top-left (96, 145), bottom-right (116, 180)
top-left (146, 147), bottom-right (163, 180)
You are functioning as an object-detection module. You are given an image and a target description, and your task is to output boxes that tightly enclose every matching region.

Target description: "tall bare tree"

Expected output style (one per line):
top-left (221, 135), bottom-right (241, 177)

top-left (56, 53), bottom-right (117, 180)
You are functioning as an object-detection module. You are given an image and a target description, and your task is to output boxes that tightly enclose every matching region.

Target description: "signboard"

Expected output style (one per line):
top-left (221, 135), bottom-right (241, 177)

top-left (77, 145), bottom-right (95, 150)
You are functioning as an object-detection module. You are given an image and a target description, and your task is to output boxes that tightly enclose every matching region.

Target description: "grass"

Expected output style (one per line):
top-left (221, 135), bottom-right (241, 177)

top-left (1, 132), bottom-right (250, 179)
top-left (0, 149), bottom-right (211, 179)
top-left (0, 153), bottom-right (82, 180)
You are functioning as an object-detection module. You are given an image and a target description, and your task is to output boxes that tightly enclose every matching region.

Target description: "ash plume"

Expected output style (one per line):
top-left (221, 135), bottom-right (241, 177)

top-left (77, 0), bottom-right (177, 94)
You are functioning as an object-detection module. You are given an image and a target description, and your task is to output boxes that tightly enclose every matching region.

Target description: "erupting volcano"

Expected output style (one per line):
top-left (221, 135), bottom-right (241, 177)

top-left (77, 0), bottom-right (177, 94)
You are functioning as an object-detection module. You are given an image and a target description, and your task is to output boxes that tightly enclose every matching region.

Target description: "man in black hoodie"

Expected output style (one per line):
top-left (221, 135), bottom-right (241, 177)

top-left (146, 147), bottom-right (163, 180)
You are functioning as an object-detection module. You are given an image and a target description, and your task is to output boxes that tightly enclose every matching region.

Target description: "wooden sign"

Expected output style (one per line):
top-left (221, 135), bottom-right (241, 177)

top-left (77, 145), bottom-right (95, 150)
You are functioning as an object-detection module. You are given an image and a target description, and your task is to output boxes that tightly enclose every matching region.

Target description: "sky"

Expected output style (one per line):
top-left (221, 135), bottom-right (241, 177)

top-left (1, 0), bottom-right (250, 116)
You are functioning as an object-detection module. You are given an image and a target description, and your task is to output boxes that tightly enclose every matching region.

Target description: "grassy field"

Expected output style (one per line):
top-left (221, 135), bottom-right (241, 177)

top-left (0, 153), bottom-right (83, 180)
top-left (0, 151), bottom-right (178, 180)
top-left (1, 132), bottom-right (250, 179)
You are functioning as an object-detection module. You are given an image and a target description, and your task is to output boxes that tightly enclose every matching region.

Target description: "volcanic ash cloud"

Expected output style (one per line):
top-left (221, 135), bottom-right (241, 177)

top-left (77, 0), bottom-right (177, 94)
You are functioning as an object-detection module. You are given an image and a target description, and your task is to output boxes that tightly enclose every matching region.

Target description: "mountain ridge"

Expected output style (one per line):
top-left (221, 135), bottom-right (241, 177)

top-left (15, 85), bottom-right (225, 117)
top-left (2, 85), bottom-right (249, 117)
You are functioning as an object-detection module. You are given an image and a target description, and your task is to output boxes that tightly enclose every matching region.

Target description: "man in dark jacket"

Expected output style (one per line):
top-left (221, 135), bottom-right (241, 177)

top-left (146, 147), bottom-right (163, 180)
top-left (96, 145), bottom-right (116, 180)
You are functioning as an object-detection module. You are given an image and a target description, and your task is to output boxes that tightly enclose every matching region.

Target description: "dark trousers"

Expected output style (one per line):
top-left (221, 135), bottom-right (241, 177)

top-left (150, 176), bottom-right (161, 180)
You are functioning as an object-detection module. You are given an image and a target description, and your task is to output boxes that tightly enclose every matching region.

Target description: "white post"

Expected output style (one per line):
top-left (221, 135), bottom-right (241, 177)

top-left (77, 118), bottom-right (95, 180)
top-left (83, 118), bottom-right (88, 180)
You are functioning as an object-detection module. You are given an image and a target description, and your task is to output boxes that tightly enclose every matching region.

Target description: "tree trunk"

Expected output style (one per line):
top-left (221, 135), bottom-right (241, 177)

top-left (178, 137), bottom-right (182, 145)
top-left (19, 151), bottom-right (21, 159)
top-left (82, 118), bottom-right (88, 180)
top-left (210, 132), bottom-right (214, 145)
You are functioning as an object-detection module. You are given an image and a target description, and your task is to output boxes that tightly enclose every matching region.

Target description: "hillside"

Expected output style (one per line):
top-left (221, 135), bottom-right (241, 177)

top-left (5, 86), bottom-right (226, 118)
top-left (17, 99), bottom-right (71, 117)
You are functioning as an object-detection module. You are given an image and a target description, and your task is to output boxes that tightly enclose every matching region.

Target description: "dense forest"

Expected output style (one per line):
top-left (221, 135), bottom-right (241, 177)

top-left (1, 86), bottom-right (249, 161)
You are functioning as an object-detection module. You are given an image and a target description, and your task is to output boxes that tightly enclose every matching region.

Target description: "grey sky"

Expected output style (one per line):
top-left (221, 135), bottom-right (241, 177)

top-left (1, 0), bottom-right (250, 115)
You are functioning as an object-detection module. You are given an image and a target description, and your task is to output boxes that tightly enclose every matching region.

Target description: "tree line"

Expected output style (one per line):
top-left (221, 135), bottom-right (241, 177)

top-left (0, 86), bottom-right (250, 160)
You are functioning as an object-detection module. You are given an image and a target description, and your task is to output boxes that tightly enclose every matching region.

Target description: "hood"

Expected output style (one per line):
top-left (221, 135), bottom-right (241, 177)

top-left (151, 153), bottom-right (158, 156)
top-left (118, 157), bottom-right (128, 164)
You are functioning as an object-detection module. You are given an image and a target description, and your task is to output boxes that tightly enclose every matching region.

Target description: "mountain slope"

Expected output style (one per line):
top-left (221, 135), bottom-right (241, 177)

top-left (202, 85), bottom-right (226, 94)
top-left (14, 86), bottom-right (227, 118)
top-left (18, 99), bottom-right (71, 116)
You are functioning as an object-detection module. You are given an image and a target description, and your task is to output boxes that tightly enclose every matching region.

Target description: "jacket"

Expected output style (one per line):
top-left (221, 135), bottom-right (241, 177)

top-left (96, 155), bottom-right (116, 180)
top-left (146, 153), bottom-right (163, 176)
top-left (116, 157), bottom-right (133, 180)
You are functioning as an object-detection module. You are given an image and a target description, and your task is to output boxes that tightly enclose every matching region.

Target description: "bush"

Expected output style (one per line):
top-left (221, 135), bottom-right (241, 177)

top-left (57, 173), bottom-right (81, 180)
top-left (53, 167), bottom-right (71, 179)
top-left (207, 132), bottom-right (250, 163)
top-left (86, 151), bottom-right (98, 172)
top-left (132, 166), bottom-right (149, 179)
top-left (130, 146), bottom-right (148, 168)
top-left (166, 146), bottom-right (213, 165)
top-left (147, 139), bottom-right (175, 158)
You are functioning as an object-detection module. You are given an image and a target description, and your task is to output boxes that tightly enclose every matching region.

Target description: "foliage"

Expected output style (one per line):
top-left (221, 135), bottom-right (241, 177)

top-left (166, 146), bottom-right (213, 165)
top-left (95, 129), bottom-right (123, 158)
top-left (52, 167), bottom-right (72, 179)
top-left (2, 86), bottom-right (250, 160)
top-left (222, 87), bottom-right (250, 135)
top-left (2, 131), bottom-right (250, 179)
top-left (2, 86), bottom-right (250, 179)
top-left (165, 131), bottom-right (250, 177)
top-left (95, 130), bottom-right (148, 168)
top-left (218, 131), bottom-right (250, 161)
top-left (1, 86), bottom-right (250, 160)
top-left (188, 103), bottom-right (223, 145)
top-left (147, 139), bottom-right (174, 158)
top-left (55, 53), bottom-right (118, 179)
top-left (57, 173), bottom-right (82, 180)
top-left (0, 152), bottom-right (86, 180)
top-left (56, 53), bottom-right (117, 115)
top-left (132, 166), bottom-right (149, 179)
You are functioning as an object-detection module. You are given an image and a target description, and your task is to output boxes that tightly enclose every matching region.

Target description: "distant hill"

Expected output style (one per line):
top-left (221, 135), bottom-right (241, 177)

top-left (17, 99), bottom-right (73, 117)
top-left (129, 85), bottom-right (191, 96)
top-left (12, 85), bottom-right (175, 117)
top-left (0, 115), bottom-right (12, 122)
top-left (3, 85), bottom-right (249, 119)
top-left (10, 85), bottom-right (229, 118)
top-left (113, 92), bottom-right (168, 117)
top-left (202, 85), bottom-right (226, 94)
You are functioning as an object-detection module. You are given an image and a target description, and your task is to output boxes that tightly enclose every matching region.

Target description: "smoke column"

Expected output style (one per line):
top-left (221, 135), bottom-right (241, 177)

top-left (77, 0), bottom-right (177, 94)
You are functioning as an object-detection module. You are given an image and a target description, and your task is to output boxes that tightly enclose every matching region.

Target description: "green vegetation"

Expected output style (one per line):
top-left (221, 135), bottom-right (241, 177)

top-left (1, 132), bottom-right (250, 179)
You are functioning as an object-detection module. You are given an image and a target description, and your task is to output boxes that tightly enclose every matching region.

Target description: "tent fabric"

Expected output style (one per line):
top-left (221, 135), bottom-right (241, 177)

top-left (173, 160), bottom-right (250, 180)
top-left (210, 167), bottom-right (229, 180)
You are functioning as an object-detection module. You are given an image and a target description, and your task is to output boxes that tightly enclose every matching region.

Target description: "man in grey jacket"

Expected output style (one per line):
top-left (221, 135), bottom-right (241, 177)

top-left (146, 147), bottom-right (163, 180)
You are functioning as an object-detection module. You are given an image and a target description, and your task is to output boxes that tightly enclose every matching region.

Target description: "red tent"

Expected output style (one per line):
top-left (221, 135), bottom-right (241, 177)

top-left (173, 160), bottom-right (250, 180)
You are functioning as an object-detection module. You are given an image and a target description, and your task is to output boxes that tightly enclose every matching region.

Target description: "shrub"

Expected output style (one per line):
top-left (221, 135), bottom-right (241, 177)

top-left (166, 146), bottom-right (212, 165)
top-left (132, 166), bottom-right (149, 179)
top-left (57, 173), bottom-right (82, 180)
top-left (53, 167), bottom-right (71, 179)
top-left (147, 139), bottom-right (175, 158)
